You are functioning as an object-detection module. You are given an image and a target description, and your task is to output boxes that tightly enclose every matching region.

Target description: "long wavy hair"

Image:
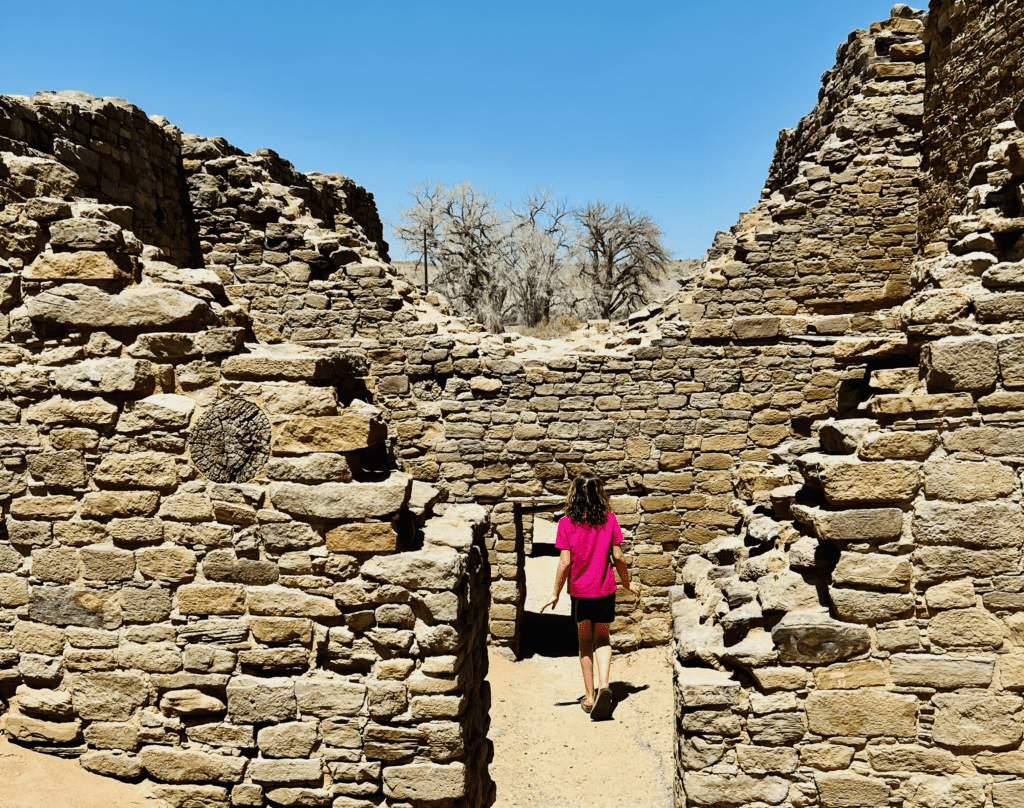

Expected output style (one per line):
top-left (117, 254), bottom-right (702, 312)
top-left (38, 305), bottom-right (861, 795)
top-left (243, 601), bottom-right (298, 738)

top-left (564, 472), bottom-right (611, 529)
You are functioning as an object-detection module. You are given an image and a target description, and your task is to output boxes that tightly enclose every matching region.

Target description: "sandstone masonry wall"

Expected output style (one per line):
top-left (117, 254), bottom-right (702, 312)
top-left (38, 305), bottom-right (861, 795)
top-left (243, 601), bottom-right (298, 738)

top-left (0, 92), bottom-right (492, 808)
top-left (920, 0), bottom-right (1024, 247)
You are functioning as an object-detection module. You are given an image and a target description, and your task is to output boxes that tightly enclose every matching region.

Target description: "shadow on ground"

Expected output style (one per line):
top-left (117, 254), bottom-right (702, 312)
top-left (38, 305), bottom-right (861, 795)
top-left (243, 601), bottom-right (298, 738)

top-left (519, 611), bottom-right (577, 658)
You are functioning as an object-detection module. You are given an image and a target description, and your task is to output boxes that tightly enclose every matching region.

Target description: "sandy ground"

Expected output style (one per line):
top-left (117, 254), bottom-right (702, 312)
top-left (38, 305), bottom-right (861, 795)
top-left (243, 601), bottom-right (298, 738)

top-left (486, 517), bottom-right (674, 808)
top-left (0, 736), bottom-right (165, 808)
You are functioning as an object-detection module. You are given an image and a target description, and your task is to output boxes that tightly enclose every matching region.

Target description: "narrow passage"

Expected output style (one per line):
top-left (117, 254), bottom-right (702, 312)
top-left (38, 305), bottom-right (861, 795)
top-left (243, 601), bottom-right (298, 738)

top-left (486, 517), bottom-right (673, 808)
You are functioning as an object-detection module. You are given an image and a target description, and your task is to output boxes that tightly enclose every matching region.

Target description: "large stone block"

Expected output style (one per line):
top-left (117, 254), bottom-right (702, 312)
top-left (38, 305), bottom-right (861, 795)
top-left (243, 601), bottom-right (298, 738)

top-left (294, 679), bottom-right (365, 718)
top-left (992, 782), bottom-right (1024, 808)
top-left (683, 774), bottom-right (788, 806)
top-left (269, 474), bottom-right (411, 520)
top-left (30, 586), bottom-right (120, 628)
top-left (326, 522), bottom-right (398, 553)
top-left (915, 546), bottom-right (1018, 583)
top-left (5, 713), bottom-right (81, 743)
top-left (226, 676), bottom-right (296, 723)
top-left (945, 427), bottom-right (1024, 456)
top-left (24, 250), bottom-right (134, 281)
top-left (819, 459), bottom-right (920, 504)
top-left (139, 746), bottom-right (246, 784)
top-left (923, 460), bottom-right (1016, 501)
top-left (247, 758), bottom-right (323, 784)
top-left (177, 584), bottom-right (245, 615)
top-left (932, 694), bottom-right (1023, 748)
top-left (772, 611), bottom-right (871, 665)
top-left (756, 569), bottom-right (820, 611)
top-left (383, 763), bottom-right (468, 801)
top-left (829, 588), bottom-right (915, 623)
top-left (868, 745), bottom-right (958, 773)
top-left (924, 336), bottom-right (998, 391)
top-left (914, 499), bottom-right (1024, 548)
top-left (927, 608), bottom-right (1004, 649)
top-left (257, 722), bottom-right (318, 758)
top-left (222, 347), bottom-right (364, 380)
top-left (272, 405), bottom-right (385, 454)
top-left (805, 690), bottom-right (917, 737)
top-left (832, 552), bottom-right (911, 588)
top-left (117, 394), bottom-right (195, 432)
top-left (27, 283), bottom-right (210, 328)
top-left (137, 547), bottom-right (197, 583)
top-left (72, 672), bottom-right (149, 720)
top-left (246, 586), bottom-right (339, 617)
top-left (815, 773), bottom-right (888, 808)
top-left (265, 453), bottom-right (352, 484)
top-left (361, 549), bottom-right (467, 591)
top-left (890, 654), bottom-right (995, 688)
top-left (94, 450), bottom-right (178, 489)
top-left (902, 775), bottom-right (986, 808)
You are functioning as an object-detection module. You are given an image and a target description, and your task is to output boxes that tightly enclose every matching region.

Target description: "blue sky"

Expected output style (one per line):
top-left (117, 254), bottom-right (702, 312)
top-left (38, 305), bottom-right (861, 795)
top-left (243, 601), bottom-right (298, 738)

top-left (3, 0), bottom-right (903, 260)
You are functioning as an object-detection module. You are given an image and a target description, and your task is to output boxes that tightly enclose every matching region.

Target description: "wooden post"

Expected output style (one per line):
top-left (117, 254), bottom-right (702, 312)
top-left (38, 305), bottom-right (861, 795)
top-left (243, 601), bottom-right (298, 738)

top-left (423, 230), bottom-right (429, 293)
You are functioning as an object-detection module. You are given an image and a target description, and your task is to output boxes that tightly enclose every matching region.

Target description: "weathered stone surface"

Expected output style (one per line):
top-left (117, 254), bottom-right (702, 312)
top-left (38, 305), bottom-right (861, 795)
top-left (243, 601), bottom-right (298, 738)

top-left (805, 690), bottom-right (917, 737)
top-left (265, 453), bottom-right (352, 484)
top-left (257, 722), bottom-right (318, 758)
top-left (30, 586), bottom-right (120, 628)
top-left (923, 460), bottom-right (1016, 501)
top-left (94, 450), bottom-right (178, 488)
top-left (932, 694), bottom-right (1023, 748)
top-left (294, 679), bottom-right (365, 718)
top-left (177, 584), bottom-right (245, 615)
top-left (815, 772), bottom-right (888, 808)
top-left (813, 659), bottom-right (888, 690)
top-left (890, 654), bottom-right (994, 688)
top-left (25, 249), bottom-right (134, 280)
top-left (901, 775), bottom-right (986, 808)
top-left (80, 751), bottom-right (143, 779)
top-left (945, 427), bottom-right (1024, 456)
top-left (5, 713), bottom-right (81, 743)
top-left (832, 552), bottom-right (911, 588)
top-left (246, 586), bottom-right (339, 617)
top-left (160, 688), bottom-right (227, 716)
top-left (683, 774), bottom-right (788, 806)
top-left (915, 546), bottom-right (1018, 583)
top-left (27, 283), bottom-right (209, 327)
top-left (772, 611), bottom-right (871, 665)
top-left (137, 547), bottom-right (197, 583)
top-left (272, 406), bottom-right (385, 454)
top-left (383, 763), bottom-right (468, 802)
top-left (361, 549), bottom-right (467, 591)
top-left (269, 474), bottom-right (412, 519)
top-left (829, 588), bottom-right (915, 623)
top-left (139, 746), bottom-right (246, 784)
top-left (819, 459), bottom-right (920, 504)
top-left (246, 758), bottom-right (323, 784)
top-left (923, 336), bottom-right (999, 390)
top-left (928, 608), bottom-right (1005, 649)
top-left (869, 745), bottom-right (958, 773)
top-left (914, 499), bottom-right (1024, 548)
top-left (226, 676), bottom-right (296, 723)
top-left (72, 672), bottom-right (149, 720)
top-left (326, 522), bottom-right (398, 553)
top-left (808, 507), bottom-right (904, 541)
top-left (756, 569), bottom-right (820, 611)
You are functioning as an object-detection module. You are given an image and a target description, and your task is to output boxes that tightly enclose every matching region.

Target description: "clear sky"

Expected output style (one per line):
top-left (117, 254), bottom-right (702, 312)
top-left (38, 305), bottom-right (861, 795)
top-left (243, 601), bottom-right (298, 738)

top-left (4, 0), bottom-right (904, 261)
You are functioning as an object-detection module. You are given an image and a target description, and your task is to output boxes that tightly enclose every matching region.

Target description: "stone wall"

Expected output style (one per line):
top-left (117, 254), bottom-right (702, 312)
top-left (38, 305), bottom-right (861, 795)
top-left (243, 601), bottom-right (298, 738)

top-left (920, 0), bottom-right (1024, 248)
top-left (674, 4), bottom-right (1024, 808)
top-left (0, 92), bottom-right (199, 267)
top-left (0, 95), bottom-right (493, 808)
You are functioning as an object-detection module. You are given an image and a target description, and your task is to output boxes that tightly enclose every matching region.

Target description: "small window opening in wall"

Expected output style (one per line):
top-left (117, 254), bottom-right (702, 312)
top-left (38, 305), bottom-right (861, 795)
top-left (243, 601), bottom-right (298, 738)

top-left (520, 511), bottom-right (577, 658)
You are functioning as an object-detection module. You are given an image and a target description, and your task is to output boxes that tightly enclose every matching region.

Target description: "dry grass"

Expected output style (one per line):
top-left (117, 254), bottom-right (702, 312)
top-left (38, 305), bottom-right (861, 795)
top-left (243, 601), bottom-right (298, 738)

top-left (506, 314), bottom-right (581, 340)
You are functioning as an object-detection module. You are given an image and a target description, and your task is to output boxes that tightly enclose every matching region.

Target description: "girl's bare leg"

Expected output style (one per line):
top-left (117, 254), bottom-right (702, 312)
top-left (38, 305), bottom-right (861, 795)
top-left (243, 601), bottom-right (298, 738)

top-left (577, 620), bottom-right (596, 706)
top-left (594, 622), bottom-right (612, 693)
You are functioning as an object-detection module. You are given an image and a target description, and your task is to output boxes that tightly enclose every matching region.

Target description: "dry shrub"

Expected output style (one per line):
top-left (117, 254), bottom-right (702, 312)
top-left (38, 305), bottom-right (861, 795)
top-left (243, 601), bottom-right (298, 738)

top-left (508, 314), bottom-right (581, 340)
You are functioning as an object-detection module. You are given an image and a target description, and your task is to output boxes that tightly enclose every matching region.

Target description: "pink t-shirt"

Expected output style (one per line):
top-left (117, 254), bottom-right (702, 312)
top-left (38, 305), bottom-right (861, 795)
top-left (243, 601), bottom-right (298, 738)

top-left (555, 512), bottom-right (623, 597)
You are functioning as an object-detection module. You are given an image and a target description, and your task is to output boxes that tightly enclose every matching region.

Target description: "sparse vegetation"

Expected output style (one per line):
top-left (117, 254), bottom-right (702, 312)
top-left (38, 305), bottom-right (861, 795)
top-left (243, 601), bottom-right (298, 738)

top-left (506, 314), bottom-right (582, 340)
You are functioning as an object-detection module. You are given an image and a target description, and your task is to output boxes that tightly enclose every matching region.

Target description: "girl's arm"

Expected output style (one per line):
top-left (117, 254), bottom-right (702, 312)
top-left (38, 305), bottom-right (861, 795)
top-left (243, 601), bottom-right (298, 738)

top-left (541, 549), bottom-right (572, 613)
top-left (613, 544), bottom-right (640, 596)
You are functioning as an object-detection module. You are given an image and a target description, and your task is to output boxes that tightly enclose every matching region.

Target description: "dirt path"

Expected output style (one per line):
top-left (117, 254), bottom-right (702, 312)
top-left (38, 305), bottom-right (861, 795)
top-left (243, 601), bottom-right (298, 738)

top-left (486, 516), bottom-right (675, 808)
top-left (0, 736), bottom-right (165, 808)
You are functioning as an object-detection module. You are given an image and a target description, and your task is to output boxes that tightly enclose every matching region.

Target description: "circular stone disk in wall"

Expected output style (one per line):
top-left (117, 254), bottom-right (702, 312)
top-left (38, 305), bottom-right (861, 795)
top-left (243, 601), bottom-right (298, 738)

top-left (189, 397), bottom-right (271, 483)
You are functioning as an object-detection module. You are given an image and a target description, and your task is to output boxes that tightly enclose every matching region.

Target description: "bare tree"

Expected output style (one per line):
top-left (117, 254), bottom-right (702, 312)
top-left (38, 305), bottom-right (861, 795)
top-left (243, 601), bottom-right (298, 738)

top-left (392, 185), bottom-right (671, 330)
top-left (501, 190), bottom-right (577, 327)
top-left (575, 201), bottom-right (670, 320)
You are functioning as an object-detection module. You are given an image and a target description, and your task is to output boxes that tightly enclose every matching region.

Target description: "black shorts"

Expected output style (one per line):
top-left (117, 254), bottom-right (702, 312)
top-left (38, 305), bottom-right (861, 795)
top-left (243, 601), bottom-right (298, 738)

top-left (571, 592), bottom-right (616, 624)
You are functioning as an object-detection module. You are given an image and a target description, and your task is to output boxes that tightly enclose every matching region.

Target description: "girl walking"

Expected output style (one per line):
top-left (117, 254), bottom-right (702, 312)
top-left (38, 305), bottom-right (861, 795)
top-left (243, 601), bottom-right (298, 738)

top-left (541, 472), bottom-right (640, 720)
